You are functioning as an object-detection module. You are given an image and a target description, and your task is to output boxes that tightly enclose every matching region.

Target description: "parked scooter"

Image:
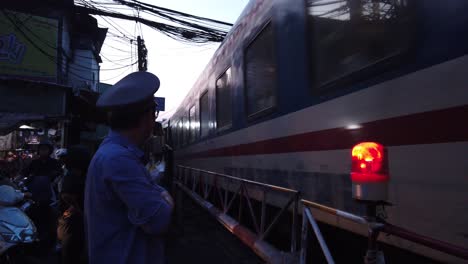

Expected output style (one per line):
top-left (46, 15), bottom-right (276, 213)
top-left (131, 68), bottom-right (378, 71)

top-left (0, 183), bottom-right (38, 263)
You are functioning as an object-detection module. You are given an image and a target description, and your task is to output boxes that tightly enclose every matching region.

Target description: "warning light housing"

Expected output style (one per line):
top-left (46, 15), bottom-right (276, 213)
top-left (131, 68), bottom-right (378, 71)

top-left (351, 142), bottom-right (388, 183)
top-left (350, 142), bottom-right (389, 202)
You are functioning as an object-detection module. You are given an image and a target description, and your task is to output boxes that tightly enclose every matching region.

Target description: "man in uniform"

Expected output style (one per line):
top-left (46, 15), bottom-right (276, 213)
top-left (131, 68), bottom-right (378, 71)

top-left (85, 72), bottom-right (173, 264)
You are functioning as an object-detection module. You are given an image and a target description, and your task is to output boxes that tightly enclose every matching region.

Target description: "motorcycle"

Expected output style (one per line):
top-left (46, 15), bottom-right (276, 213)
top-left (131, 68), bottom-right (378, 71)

top-left (0, 182), bottom-right (38, 263)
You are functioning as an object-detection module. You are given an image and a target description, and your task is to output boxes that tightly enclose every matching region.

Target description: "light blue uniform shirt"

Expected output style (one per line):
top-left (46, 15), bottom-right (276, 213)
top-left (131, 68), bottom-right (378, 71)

top-left (85, 131), bottom-right (172, 264)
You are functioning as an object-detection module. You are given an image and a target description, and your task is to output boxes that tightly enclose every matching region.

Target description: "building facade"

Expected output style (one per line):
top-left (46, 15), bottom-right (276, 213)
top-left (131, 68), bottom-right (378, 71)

top-left (0, 0), bottom-right (107, 154)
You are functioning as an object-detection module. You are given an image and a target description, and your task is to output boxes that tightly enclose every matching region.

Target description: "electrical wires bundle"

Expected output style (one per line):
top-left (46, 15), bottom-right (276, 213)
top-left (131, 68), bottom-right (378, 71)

top-left (74, 0), bottom-right (232, 43)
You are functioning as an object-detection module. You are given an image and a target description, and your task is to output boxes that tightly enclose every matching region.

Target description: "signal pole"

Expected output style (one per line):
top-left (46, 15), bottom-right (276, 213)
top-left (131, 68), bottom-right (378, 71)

top-left (137, 36), bottom-right (148, 71)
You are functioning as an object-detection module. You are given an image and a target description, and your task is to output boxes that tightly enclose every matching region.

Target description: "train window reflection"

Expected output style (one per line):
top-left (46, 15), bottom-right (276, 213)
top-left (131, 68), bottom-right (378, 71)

top-left (173, 121), bottom-right (177, 148)
top-left (200, 91), bottom-right (210, 138)
top-left (216, 68), bottom-right (232, 129)
top-left (189, 105), bottom-right (199, 142)
top-left (176, 121), bottom-right (181, 148)
top-left (245, 23), bottom-right (277, 118)
top-left (307, 0), bottom-right (412, 88)
top-left (182, 116), bottom-right (188, 146)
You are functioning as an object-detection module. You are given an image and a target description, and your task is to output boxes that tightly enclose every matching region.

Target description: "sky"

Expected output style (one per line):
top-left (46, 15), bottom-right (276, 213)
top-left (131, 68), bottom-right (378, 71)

top-left (94, 0), bottom-right (250, 121)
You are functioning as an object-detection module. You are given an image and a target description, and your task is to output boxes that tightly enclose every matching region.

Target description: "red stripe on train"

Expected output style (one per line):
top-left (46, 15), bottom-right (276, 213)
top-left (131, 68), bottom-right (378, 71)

top-left (181, 105), bottom-right (468, 158)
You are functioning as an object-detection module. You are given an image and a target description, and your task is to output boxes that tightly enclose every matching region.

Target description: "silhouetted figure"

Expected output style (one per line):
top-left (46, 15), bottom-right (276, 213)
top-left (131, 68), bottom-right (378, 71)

top-left (23, 141), bottom-right (61, 257)
top-left (58, 145), bottom-right (92, 264)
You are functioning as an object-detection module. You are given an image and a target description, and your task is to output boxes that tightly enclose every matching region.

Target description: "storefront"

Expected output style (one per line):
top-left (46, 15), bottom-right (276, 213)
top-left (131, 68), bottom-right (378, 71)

top-left (0, 78), bottom-right (69, 157)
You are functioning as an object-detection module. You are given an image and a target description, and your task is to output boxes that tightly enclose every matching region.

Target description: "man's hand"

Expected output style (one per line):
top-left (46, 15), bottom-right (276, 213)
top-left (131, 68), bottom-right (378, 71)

top-left (161, 191), bottom-right (174, 208)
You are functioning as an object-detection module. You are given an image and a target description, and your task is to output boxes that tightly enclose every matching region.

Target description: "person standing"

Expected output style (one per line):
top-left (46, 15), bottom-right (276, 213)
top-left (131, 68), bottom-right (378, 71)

top-left (23, 141), bottom-right (61, 179)
top-left (57, 145), bottom-right (91, 264)
top-left (22, 140), bottom-right (61, 255)
top-left (54, 148), bottom-right (68, 195)
top-left (85, 72), bottom-right (173, 264)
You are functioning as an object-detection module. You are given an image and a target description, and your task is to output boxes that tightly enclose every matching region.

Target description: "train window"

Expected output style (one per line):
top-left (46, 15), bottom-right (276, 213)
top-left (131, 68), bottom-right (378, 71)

top-left (182, 116), bottom-right (189, 146)
top-left (178, 119), bottom-right (183, 147)
top-left (307, 0), bottom-right (412, 89)
top-left (216, 68), bottom-right (232, 129)
top-left (176, 121), bottom-right (182, 148)
top-left (245, 23), bottom-right (277, 118)
top-left (179, 119), bottom-right (184, 146)
top-left (172, 122), bottom-right (176, 148)
top-left (189, 104), bottom-right (199, 142)
top-left (173, 121), bottom-right (178, 148)
top-left (200, 91), bottom-right (210, 138)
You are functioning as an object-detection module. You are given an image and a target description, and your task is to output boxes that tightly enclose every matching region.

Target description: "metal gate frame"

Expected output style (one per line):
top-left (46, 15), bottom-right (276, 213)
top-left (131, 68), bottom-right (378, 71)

top-left (174, 165), bottom-right (468, 263)
top-left (175, 165), bottom-right (300, 264)
top-left (300, 200), bottom-right (468, 264)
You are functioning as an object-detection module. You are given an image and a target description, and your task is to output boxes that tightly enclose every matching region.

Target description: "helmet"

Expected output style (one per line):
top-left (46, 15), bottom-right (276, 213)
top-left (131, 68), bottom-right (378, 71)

top-left (55, 148), bottom-right (68, 158)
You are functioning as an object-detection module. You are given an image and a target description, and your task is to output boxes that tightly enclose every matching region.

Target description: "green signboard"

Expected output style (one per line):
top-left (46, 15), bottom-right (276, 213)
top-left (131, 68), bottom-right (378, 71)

top-left (0, 10), bottom-right (58, 82)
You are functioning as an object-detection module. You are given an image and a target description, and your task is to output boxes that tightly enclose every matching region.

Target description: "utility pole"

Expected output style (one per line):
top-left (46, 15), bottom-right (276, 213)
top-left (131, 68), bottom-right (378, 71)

top-left (348, 0), bottom-right (363, 21)
top-left (137, 36), bottom-right (148, 71)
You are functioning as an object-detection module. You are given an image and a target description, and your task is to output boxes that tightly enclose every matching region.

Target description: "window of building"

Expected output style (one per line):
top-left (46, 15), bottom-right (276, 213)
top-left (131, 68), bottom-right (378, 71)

top-left (200, 91), bottom-right (210, 138)
top-left (245, 23), bottom-right (277, 118)
top-left (307, 0), bottom-right (412, 89)
top-left (189, 104), bottom-right (199, 142)
top-left (216, 68), bottom-right (232, 129)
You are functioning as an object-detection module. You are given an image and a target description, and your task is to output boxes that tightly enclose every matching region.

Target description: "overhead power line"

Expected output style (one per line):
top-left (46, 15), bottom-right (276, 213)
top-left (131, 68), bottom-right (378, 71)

top-left (74, 5), bottom-right (229, 43)
top-left (126, 0), bottom-right (233, 27)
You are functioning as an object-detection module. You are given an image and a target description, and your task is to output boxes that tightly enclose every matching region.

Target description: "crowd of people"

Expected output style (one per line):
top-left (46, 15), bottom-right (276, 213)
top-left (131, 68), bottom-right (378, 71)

top-left (0, 141), bottom-right (93, 263)
top-left (0, 72), bottom-right (173, 264)
top-left (1, 140), bottom-right (169, 264)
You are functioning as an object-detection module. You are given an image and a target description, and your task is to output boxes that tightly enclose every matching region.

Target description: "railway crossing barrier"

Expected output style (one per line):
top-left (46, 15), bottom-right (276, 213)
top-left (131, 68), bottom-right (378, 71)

top-left (175, 165), bottom-right (299, 264)
top-left (299, 199), bottom-right (468, 263)
top-left (174, 165), bottom-right (468, 263)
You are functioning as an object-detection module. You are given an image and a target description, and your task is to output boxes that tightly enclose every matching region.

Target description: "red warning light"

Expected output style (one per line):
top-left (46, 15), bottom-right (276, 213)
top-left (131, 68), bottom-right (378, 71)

top-left (351, 142), bottom-right (388, 183)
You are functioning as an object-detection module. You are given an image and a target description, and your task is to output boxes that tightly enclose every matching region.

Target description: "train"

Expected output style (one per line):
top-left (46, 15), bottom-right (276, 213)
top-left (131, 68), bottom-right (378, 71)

top-left (166, 0), bottom-right (468, 262)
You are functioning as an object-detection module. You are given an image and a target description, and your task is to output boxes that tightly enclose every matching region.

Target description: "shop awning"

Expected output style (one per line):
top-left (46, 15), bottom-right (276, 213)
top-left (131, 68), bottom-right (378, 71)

top-left (0, 78), bottom-right (71, 135)
top-left (0, 112), bottom-right (48, 135)
top-left (0, 77), bottom-right (70, 116)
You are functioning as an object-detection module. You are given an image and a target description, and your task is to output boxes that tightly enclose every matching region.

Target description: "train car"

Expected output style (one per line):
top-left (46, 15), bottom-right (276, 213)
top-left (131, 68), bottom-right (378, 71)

top-left (168, 0), bottom-right (468, 262)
